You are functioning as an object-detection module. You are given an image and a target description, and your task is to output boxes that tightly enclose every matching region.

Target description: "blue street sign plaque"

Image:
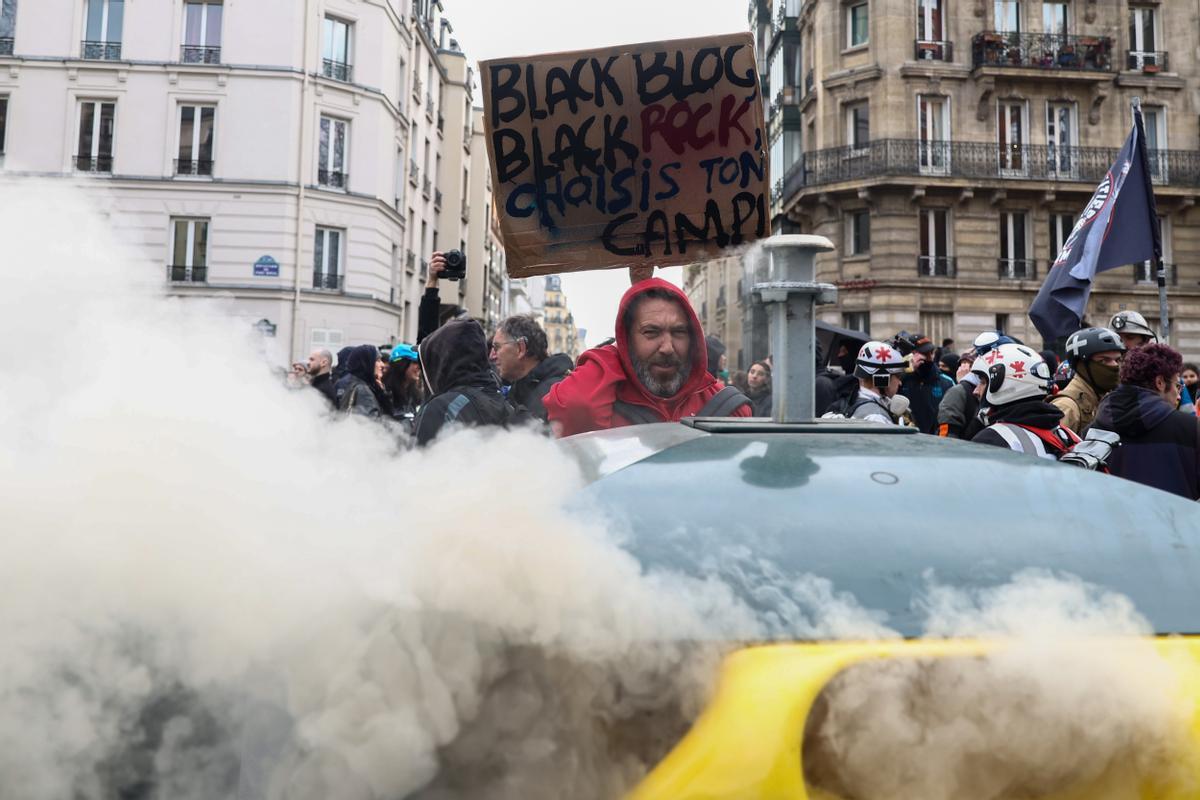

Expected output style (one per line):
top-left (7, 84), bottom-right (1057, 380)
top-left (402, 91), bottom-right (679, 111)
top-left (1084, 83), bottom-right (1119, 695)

top-left (254, 255), bottom-right (280, 277)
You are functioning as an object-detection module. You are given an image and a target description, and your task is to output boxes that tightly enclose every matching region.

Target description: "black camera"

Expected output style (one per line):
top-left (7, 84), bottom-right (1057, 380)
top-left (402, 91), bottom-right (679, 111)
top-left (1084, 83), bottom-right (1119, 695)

top-left (442, 249), bottom-right (466, 281)
top-left (889, 331), bottom-right (919, 357)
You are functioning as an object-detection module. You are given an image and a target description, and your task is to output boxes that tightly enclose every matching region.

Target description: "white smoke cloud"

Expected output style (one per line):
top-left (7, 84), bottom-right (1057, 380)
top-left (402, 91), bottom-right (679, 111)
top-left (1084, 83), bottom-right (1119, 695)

top-left (0, 181), bottom-right (1191, 800)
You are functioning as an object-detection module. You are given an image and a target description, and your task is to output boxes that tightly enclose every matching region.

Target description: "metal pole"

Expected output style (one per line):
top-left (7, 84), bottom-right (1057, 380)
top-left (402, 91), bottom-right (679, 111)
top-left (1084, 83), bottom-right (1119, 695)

top-left (1157, 258), bottom-right (1171, 344)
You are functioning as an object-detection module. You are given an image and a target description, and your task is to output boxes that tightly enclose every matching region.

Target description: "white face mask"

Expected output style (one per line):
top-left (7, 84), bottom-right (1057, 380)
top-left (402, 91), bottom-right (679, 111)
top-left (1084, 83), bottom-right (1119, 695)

top-left (888, 394), bottom-right (911, 417)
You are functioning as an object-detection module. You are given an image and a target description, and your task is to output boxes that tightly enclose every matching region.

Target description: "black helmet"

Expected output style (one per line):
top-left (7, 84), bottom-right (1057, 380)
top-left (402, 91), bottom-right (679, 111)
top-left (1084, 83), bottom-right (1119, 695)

top-left (1064, 327), bottom-right (1124, 364)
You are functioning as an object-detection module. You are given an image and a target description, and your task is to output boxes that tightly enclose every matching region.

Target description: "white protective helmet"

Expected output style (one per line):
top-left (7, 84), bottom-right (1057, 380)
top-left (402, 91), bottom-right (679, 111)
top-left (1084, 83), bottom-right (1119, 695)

top-left (855, 341), bottom-right (907, 389)
top-left (1109, 310), bottom-right (1157, 342)
top-left (982, 343), bottom-right (1054, 405)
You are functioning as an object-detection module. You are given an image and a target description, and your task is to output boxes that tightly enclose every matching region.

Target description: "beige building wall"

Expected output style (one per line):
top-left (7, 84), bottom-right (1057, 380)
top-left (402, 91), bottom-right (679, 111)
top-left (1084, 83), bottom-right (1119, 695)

top-left (542, 276), bottom-right (583, 360)
top-left (761, 0), bottom-right (1200, 357)
top-left (465, 106), bottom-right (505, 331)
top-left (684, 256), bottom-right (750, 370)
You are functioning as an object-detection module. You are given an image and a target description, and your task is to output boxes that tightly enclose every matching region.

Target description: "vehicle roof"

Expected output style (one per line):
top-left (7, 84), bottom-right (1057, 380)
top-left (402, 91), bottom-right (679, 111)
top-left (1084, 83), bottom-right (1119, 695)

top-left (564, 422), bottom-right (1200, 638)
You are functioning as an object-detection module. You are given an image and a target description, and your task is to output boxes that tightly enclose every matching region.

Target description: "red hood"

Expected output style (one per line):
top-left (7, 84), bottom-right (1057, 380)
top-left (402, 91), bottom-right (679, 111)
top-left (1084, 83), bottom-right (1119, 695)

top-left (546, 278), bottom-right (747, 436)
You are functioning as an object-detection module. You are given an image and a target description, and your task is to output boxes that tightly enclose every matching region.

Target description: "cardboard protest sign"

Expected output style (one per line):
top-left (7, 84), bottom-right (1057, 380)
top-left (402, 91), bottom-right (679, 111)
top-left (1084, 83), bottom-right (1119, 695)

top-left (481, 33), bottom-right (769, 278)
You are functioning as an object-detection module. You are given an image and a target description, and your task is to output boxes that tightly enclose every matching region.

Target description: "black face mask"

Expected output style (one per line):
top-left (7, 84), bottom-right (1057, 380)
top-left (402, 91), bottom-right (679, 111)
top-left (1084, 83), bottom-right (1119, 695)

top-left (916, 360), bottom-right (936, 378)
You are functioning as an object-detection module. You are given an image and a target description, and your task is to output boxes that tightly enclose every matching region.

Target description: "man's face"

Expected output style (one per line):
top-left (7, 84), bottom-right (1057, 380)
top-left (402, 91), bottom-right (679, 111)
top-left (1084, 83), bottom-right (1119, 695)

top-left (306, 351), bottom-right (328, 376)
top-left (1090, 351), bottom-right (1122, 369)
top-left (630, 297), bottom-right (691, 398)
top-left (910, 349), bottom-right (931, 370)
top-left (1118, 332), bottom-right (1151, 351)
top-left (489, 332), bottom-right (526, 382)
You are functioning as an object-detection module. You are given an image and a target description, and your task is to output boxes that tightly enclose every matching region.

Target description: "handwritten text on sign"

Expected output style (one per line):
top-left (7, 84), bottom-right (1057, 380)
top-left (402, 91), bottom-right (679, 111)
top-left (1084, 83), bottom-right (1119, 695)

top-left (482, 33), bottom-right (769, 278)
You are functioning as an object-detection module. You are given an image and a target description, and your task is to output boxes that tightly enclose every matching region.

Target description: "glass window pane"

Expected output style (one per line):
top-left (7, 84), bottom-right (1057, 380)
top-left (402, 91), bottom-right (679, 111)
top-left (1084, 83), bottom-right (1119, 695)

top-left (78, 102), bottom-right (95, 157)
top-left (179, 106), bottom-right (194, 160)
top-left (329, 230), bottom-right (341, 274)
top-left (85, 0), bottom-right (103, 41)
top-left (920, 211), bottom-right (930, 255)
top-left (319, 117), bottom-right (330, 171)
top-left (173, 220), bottom-right (188, 266)
top-left (1, 0), bottom-right (16, 37)
top-left (1144, 9), bottom-right (1156, 50)
top-left (205, 3), bottom-right (222, 47)
top-left (1014, 214), bottom-right (1026, 260)
top-left (314, 229), bottom-right (325, 273)
top-left (198, 107), bottom-right (214, 161)
top-left (193, 221), bottom-right (208, 267)
top-left (935, 211), bottom-right (947, 256)
top-left (0, 98), bottom-right (7, 154)
top-left (107, 0), bottom-right (124, 43)
top-left (322, 18), bottom-right (334, 61)
top-left (333, 121), bottom-right (345, 171)
top-left (98, 103), bottom-right (114, 158)
top-left (184, 3), bottom-right (203, 46)
top-left (1000, 215), bottom-right (1010, 260)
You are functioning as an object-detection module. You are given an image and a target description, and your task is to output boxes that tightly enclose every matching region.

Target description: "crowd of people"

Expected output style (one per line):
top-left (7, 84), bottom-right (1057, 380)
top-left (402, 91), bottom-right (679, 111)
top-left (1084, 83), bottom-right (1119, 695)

top-left (286, 256), bottom-right (1199, 502)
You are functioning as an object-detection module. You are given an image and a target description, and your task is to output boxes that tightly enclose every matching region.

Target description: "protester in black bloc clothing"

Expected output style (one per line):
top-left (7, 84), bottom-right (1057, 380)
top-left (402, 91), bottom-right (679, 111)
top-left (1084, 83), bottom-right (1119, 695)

top-left (490, 314), bottom-right (573, 421)
top-left (814, 343), bottom-right (839, 416)
top-left (897, 333), bottom-right (955, 434)
top-left (335, 344), bottom-right (382, 418)
top-left (415, 318), bottom-right (516, 446)
top-left (331, 345), bottom-right (354, 384)
top-left (304, 349), bottom-right (337, 406)
top-left (1093, 343), bottom-right (1200, 501)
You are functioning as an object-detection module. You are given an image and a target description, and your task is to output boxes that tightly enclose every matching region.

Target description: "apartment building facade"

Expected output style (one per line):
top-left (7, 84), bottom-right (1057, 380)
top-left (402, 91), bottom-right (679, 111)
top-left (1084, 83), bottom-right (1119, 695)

top-left (720, 0), bottom-right (1200, 356)
top-left (0, 0), bottom-right (501, 361)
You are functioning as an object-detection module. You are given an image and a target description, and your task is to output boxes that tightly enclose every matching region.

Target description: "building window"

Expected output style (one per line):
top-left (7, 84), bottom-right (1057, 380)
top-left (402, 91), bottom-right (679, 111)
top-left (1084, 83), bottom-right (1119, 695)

top-left (845, 102), bottom-right (869, 152)
top-left (1042, 2), bottom-right (1068, 37)
top-left (919, 312), bottom-right (954, 347)
top-left (182, 1), bottom-right (222, 63)
top-left (311, 328), bottom-right (344, 354)
top-left (997, 100), bottom-right (1027, 175)
top-left (82, 0), bottom-right (123, 59)
top-left (0, 96), bottom-right (7, 157)
top-left (846, 2), bottom-right (868, 48)
top-left (1142, 105), bottom-right (1167, 182)
top-left (321, 16), bottom-right (353, 82)
top-left (995, 313), bottom-right (1010, 334)
top-left (397, 58), bottom-right (407, 114)
top-left (1, 0), bottom-right (16, 55)
top-left (916, 0), bottom-right (947, 59)
top-left (1045, 101), bottom-right (1076, 178)
top-left (843, 311), bottom-right (870, 333)
top-left (917, 95), bottom-right (949, 174)
top-left (1128, 6), bottom-right (1160, 69)
top-left (918, 209), bottom-right (952, 276)
top-left (994, 0), bottom-right (1020, 33)
top-left (313, 227), bottom-right (343, 290)
top-left (1049, 212), bottom-right (1074, 264)
top-left (999, 211), bottom-right (1033, 278)
top-left (846, 210), bottom-right (870, 255)
top-left (169, 217), bottom-right (208, 282)
top-left (1135, 217), bottom-right (1171, 283)
top-left (395, 144), bottom-right (406, 209)
top-left (76, 100), bottom-right (115, 172)
top-left (176, 105), bottom-right (214, 176)
top-left (318, 116), bottom-right (348, 189)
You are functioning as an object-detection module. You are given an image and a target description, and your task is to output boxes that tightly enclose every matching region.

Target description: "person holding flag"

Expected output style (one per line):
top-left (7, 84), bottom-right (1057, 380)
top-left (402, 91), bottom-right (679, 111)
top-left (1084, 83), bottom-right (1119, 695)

top-left (1029, 99), bottom-right (1168, 347)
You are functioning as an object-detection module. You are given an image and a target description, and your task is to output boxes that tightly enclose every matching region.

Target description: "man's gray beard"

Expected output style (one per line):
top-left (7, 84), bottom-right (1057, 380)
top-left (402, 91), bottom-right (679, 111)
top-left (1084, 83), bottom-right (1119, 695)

top-left (633, 356), bottom-right (691, 398)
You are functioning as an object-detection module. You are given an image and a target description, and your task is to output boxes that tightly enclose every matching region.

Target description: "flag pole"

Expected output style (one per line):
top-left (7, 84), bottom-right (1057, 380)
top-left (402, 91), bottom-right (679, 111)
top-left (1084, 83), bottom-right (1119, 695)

top-left (1132, 96), bottom-right (1171, 344)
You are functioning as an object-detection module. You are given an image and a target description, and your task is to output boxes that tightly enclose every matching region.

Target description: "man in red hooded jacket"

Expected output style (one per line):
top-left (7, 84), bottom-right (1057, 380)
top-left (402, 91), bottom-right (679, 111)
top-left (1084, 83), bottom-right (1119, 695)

top-left (544, 278), bottom-right (752, 436)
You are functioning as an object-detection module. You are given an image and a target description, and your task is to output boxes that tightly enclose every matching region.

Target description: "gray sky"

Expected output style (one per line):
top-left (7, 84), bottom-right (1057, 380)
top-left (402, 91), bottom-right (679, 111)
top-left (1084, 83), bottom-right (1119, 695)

top-left (448, 0), bottom-right (749, 344)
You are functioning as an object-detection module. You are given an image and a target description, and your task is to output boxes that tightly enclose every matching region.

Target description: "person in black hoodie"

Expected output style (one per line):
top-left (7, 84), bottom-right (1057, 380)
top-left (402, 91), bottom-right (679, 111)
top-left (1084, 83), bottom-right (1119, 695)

top-left (335, 344), bottom-right (382, 418)
top-left (415, 318), bottom-right (514, 446)
top-left (1093, 343), bottom-right (1200, 501)
top-left (491, 314), bottom-right (573, 421)
top-left (899, 333), bottom-right (955, 434)
top-left (972, 344), bottom-right (1078, 459)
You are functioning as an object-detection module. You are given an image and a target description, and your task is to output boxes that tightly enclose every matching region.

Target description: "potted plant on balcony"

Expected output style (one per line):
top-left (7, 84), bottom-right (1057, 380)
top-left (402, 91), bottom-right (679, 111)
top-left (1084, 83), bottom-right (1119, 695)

top-left (1143, 61), bottom-right (1161, 73)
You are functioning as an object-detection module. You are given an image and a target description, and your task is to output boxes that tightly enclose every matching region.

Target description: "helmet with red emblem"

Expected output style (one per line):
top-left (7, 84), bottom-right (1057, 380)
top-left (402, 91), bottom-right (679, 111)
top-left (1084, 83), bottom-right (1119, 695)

top-left (854, 341), bottom-right (907, 389)
top-left (982, 343), bottom-right (1055, 406)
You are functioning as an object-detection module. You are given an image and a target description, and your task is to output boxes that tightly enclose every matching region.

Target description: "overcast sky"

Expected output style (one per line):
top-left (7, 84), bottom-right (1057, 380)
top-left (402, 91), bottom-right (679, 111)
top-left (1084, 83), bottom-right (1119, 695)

top-left (448, 0), bottom-right (748, 344)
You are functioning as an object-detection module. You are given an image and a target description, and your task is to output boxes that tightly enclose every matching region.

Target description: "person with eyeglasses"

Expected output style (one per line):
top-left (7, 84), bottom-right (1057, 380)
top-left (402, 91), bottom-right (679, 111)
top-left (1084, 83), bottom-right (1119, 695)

top-left (1093, 343), bottom-right (1200, 501)
top-left (490, 314), bottom-right (573, 422)
top-left (1049, 327), bottom-right (1125, 435)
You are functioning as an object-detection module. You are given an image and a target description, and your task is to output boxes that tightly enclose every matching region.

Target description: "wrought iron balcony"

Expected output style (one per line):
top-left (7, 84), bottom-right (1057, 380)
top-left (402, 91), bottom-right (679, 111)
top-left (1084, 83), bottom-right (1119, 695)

top-left (917, 256), bottom-right (957, 278)
top-left (0, 37), bottom-right (13, 57)
top-left (998, 258), bottom-right (1038, 280)
top-left (168, 264), bottom-right (207, 282)
top-left (181, 45), bottom-right (221, 64)
top-left (914, 39), bottom-right (952, 62)
top-left (1127, 50), bottom-right (1168, 72)
top-left (312, 272), bottom-right (343, 291)
top-left (81, 40), bottom-right (122, 60)
top-left (972, 31), bottom-right (1112, 72)
top-left (174, 159), bottom-right (213, 176)
top-left (74, 155), bottom-right (113, 173)
top-left (318, 169), bottom-right (348, 189)
top-left (781, 139), bottom-right (1200, 197)
top-left (321, 58), bottom-right (353, 82)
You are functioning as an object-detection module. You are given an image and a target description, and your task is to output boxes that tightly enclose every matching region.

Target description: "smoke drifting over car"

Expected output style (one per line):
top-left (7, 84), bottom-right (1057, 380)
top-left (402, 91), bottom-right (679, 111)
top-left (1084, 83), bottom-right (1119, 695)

top-left (0, 183), bottom-right (1189, 799)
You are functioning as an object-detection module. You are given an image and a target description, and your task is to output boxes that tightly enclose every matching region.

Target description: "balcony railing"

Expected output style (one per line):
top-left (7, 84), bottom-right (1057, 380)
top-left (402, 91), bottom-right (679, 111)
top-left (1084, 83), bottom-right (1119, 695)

top-left (0, 37), bottom-right (13, 57)
top-left (74, 155), bottom-right (113, 173)
top-left (81, 40), bottom-right (122, 60)
top-left (972, 32), bottom-right (1112, 72)
top-left (998, 258), bottom-right (1038, 280)
top-left (917, 256), bottom-right (957, 277)
top-left (181, 45), bottom-right (221, 64)
top-left (174, 159), bottom-right (213, 176)
top-left (422, 177), bottom-right (431, 197)
top-left (318, 169), bottom-right (348, 189)
top-left (434, 189), bottom-right (442, 208)
top-left (312, 272), bottom-right (343, 291)
top-left (914, 39), bottom-right (953, 62)
top-left (168, 265), bottom-right (207, 283)
top-left (782, 139), bottom-right (1200, 196)
top-left (1127, 50), bottom-right (1168, 72)
top-left (322, 59), bottom-right (353, 82)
